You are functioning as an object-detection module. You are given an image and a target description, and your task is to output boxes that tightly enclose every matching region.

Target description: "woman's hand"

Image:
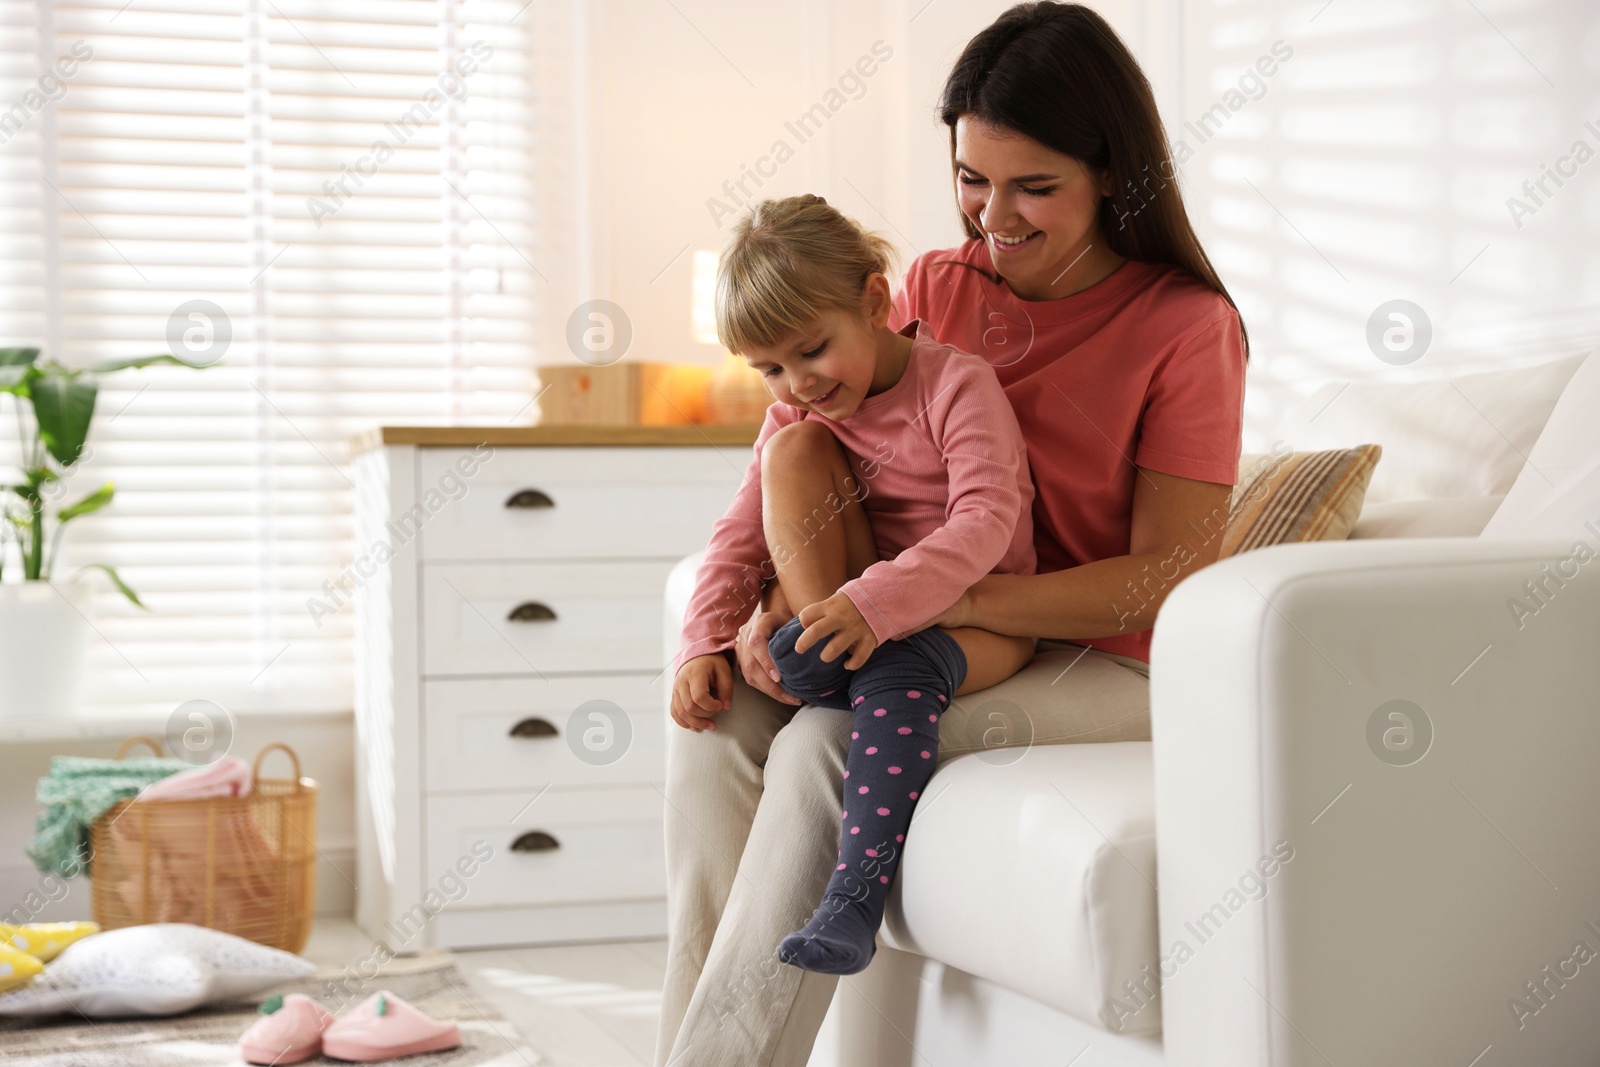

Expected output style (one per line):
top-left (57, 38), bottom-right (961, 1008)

top-left (670, 653), bottom-right (733, 732)
top-left (795, 591), bottom-right (878, 670)
top-left (930, 584), bottom-right (980, 629)
top-left (735, 608), bottom-right (802, 706)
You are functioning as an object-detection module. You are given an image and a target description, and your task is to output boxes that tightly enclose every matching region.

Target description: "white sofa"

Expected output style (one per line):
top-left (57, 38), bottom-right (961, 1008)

top-left (664, 334), bottom-right (1600, 1066)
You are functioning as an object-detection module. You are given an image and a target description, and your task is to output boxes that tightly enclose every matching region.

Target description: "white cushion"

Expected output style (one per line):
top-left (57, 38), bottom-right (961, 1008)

top-left (1481, 349), bottom-right (1600, 539)
top-left (1271, 354), bottom-right (1585, 505)
top-left (1496, 465), bottom-right (1600, 545)
top-left (1350, 495), bottom-right (1504, 540)
top-left (881, 742), bottom-right (1160, 1034)
top-left (0, 923), bottom-right (314, 1017)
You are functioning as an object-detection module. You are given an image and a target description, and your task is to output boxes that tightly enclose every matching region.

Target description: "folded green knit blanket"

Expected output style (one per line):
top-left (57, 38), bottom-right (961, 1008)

top-left (27, 755), bottom-right (189, 878)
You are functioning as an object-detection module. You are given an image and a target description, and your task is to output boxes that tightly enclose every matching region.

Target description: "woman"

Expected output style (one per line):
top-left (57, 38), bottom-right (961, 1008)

top-left (655, 4), bottom-right (1247, 1065)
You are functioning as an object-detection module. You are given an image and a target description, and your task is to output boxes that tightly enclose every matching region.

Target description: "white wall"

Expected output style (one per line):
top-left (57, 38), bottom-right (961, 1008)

top-left (559, 0), bottom-right (1178, 367)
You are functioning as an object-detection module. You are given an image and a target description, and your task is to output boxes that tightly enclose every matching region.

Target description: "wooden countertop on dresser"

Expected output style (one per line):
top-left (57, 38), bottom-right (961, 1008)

top-left (348, 423), bottom-right (763, 454)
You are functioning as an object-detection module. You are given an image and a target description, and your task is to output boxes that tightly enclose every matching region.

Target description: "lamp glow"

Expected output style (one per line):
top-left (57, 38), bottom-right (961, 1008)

top-left (692, 249), bottom-right (720, 345)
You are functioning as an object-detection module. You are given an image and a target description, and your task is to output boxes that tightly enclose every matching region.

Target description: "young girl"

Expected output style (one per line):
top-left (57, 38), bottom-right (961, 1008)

top-left (669, 194), bottom-right (1038, 975)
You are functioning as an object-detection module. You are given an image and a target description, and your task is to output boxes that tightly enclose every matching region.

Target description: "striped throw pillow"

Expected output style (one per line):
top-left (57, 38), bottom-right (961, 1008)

top-left (1220, 445), bottom-right (1383, 559)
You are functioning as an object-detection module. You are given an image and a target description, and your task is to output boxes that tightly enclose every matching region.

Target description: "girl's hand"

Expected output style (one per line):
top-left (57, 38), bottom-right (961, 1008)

top-left (671, 654), bottom-right (733, 732)
top-left (736, 608), bottom-right (802, 706)
top-left (795, 591), bottom-right (878, 670)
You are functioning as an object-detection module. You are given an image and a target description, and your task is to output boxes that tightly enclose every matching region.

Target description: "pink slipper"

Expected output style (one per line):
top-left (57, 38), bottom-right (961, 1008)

top-left (321, 990), bottom-right (461, 1062)
top-left (240, 993), bottom-right (335, 1065)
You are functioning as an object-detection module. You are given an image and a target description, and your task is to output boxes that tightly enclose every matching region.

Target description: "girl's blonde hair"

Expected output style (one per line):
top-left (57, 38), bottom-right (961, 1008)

top-left (716, 194), bottom-right (897, 355)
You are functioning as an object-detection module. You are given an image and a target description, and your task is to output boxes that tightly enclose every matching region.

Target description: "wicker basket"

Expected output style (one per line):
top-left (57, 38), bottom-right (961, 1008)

top-left (89, 738), bottom-right (318, 953)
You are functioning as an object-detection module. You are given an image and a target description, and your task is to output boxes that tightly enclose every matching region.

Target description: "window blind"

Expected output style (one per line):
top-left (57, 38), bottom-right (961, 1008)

top-left (0, 0), bottom-right (539, 715)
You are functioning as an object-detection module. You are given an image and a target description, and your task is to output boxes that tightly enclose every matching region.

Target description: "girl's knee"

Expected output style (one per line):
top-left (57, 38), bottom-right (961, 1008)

top-left (768, 617), bottom-right (854, 709)
top-left (761, 419), bottom-right (842, 474)
top-left (767, 615), bottom-right (804, 664)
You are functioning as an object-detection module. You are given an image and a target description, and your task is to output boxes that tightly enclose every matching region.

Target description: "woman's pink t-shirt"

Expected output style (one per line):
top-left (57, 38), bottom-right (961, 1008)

top-left (890, 241), bottom-right (1246, 664)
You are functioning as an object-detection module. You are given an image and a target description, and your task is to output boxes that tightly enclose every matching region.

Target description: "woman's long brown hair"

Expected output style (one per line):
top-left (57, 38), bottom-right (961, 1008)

top-left (939, 2), bottom-right (1249, 358)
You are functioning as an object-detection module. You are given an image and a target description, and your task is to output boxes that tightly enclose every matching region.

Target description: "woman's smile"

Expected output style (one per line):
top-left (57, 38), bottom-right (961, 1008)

top-left (988, 229), bottom-right (1041, 255)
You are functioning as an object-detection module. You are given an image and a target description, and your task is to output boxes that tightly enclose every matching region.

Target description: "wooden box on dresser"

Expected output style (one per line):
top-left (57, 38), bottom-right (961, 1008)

top-left (350, 425), bottom-right (755, 951)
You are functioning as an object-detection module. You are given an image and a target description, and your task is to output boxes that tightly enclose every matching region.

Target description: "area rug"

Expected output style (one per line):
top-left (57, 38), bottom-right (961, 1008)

top-left (0, 949), bottom-right (543, 1066)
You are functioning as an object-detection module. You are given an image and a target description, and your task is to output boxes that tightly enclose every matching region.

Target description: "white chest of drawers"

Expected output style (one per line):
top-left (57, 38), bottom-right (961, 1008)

top-left (351, 426), bottom-right (752, 950)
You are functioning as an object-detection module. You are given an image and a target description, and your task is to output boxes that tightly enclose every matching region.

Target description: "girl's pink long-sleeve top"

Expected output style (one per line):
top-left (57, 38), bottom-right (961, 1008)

top-left (673, 320), bottom-right (1036, 674)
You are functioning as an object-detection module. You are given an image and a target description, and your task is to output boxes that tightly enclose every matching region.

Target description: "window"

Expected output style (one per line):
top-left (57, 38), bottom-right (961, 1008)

top-left (1178, 0), bottom-right (1592, 449)
top-left (0, 0), bottom-right (540, 714)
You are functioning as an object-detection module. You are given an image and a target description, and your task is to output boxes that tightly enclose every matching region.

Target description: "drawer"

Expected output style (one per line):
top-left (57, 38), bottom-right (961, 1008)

top-left (422, 561), bottom-right (674, 676)
top-left (417, 446), bottom-right (746, 562)
top-left (423, 675), bottom-right (666, 792)
top-left (426, 786), bottom-right (665, 908)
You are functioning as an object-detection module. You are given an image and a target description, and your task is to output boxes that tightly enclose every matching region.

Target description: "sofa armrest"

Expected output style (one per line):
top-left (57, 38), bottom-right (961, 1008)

top-left (662, 551), bottom-right (705, 713)
top-left (1151, 536), bottom-right (1600, 1066)
top-left (664, 551), bottom-right (703, 652)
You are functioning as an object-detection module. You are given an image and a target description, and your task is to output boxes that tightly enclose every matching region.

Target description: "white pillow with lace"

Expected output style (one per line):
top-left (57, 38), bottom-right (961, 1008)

top-left (0, 923), bottom-right (313, 1017)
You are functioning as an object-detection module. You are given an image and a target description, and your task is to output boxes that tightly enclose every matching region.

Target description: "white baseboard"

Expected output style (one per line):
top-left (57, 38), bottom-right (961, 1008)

top-left (428, 897), bottom-right (667, 950)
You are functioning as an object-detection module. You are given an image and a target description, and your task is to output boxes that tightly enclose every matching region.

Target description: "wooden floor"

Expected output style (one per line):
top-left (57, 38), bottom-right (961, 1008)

top-left (305, 918), bottom-right (667, 1067)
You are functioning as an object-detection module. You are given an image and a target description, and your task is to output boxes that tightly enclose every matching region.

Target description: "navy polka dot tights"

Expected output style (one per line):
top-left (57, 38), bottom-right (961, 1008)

top-left (766, 616), bottom-right (967, 974)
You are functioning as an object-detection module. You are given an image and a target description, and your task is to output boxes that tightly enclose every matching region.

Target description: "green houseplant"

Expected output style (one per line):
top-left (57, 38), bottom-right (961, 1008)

top-left (0, 346), bottom-right (204, 719)
top-left (1, 346), bottom-right (203, 601)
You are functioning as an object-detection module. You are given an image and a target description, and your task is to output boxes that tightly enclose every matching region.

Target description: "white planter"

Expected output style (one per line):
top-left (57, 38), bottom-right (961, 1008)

top-left (0, 580), bottom-right (92, 719)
